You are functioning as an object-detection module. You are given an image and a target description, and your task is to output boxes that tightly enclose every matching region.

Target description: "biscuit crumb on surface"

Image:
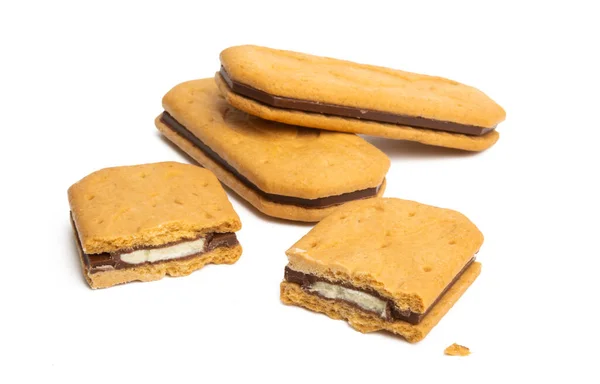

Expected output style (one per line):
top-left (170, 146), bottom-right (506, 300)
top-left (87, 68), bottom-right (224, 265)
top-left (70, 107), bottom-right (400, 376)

top-left (444, 343), bottom-right (470, 356)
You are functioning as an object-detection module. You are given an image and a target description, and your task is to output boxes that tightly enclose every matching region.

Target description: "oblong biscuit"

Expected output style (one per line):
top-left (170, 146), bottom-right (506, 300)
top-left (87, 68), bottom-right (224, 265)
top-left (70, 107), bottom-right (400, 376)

top-left (157, 79), bottom-right (390, 222)
top-left (220, 45), bottom-right (505, 129)
top-left (216, 74), bottom-right (499, 152)
top-left (156, 116), bottom-right (386, 222)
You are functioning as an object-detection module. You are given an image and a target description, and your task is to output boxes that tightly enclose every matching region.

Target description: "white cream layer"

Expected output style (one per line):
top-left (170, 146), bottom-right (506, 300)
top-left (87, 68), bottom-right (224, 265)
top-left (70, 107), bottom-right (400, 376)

top-left (119, 238), bottom-right (206, 265)
top-left (308, 281), bottom-right (388, 318)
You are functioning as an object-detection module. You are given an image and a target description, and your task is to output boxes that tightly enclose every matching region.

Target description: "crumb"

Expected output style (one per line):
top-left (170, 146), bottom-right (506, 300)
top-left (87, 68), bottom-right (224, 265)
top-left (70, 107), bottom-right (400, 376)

top-left (444, 343), bottom-right (470, 356)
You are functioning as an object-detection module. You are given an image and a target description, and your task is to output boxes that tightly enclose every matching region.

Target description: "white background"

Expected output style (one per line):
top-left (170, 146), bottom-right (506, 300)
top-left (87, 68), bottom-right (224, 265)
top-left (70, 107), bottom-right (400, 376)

top-left (1, 1), bottom-right (599, 382)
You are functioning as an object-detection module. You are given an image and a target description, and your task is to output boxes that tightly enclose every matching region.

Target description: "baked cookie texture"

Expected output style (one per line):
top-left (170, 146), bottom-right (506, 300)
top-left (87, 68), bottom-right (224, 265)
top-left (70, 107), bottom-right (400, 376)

top-left (281, 197), bottom-right (483, 342)
top-left (444, 343), bottom-right (471, 356)
top-left (157, 116), bottom-right (386, 221)
top-left (286, 198), bottom-right (483, 312)
top-left (220, 45), bottom-right (505, 128)
top-left (280, 262), bottom-right (480, 343)
top-left (156, 78), bottom-right (389, 221)
top-left (76, 239), bottom-right (242, 289)
top-left (68, 162), bottom-right (241, 254)
top-left (216, 74), bottom-right (499, 152)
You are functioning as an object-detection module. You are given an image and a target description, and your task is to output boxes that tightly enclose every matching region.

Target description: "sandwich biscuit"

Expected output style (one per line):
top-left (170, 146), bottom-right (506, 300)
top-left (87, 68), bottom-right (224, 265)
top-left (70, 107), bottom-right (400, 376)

top-left (280, 197), bottom-right (483, 342)
top-left (68, 162), bottom-right (242, 289)
top-left (156, 79), bottom-right (389, 222)
top-left (217, 45), bottom-right (505, 151)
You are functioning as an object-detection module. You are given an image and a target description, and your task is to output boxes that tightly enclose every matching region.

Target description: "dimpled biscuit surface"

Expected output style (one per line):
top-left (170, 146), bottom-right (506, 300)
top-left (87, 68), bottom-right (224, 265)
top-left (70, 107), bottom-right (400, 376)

top-left (161, 79), bottom-right (390, 199)
top-left (68, 162), bottom-right (241, 254)
top-left (220, 45), bottom-right (505, 128)
top-left (286, 198), bottom-right (484, 313)
top-left (161, 115), bottom-right (388, 222)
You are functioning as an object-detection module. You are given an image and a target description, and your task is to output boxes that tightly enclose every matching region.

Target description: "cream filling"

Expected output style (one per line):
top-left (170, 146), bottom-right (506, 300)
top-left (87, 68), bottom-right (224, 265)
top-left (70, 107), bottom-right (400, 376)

top-left (308, 281), bottom-right (388, 318)
top-left (119, 238), bottom-right (206, 265)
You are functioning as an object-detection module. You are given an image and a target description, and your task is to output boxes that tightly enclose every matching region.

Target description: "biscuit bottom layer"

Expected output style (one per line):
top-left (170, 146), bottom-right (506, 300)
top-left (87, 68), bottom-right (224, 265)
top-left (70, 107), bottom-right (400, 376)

top-left (219, 67), bottom-right (495, 136)
top-left (280, 261), bottom-right (481, 343)
top-left (159, 112), bottom-right (381, 209)
top-left (75, 227), bottom-right (239, 274)
top-left (284, 257), bottom-right (474, 325)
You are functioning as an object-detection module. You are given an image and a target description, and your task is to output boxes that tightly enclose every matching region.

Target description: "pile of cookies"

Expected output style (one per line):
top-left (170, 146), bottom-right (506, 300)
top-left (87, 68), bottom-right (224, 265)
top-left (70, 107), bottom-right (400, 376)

top-left (68, 45), bottom-right (505, 343)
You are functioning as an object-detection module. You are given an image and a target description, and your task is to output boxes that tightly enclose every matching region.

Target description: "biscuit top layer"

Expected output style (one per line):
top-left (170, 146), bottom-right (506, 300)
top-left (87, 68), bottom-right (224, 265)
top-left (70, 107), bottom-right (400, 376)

top-left (68, 162), bottom-right (241, 254)
top-left (220, 45), bottom-right (505, 129)
top-left (162, 79), bottom-right (390, 199)
top-left (285, 198), bottom-right (483, 313)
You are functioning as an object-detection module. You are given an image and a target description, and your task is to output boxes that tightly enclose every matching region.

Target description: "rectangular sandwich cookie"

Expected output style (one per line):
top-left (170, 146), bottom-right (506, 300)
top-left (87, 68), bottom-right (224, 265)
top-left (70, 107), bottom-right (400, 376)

top-left (216, 45), bottom-right (505, 151)
top-left (68, 162), bottom-right (242, 289)
top-left (155, 79), bottom-right (390, 222)
top-left (280, 197), bottom-right (483, 342)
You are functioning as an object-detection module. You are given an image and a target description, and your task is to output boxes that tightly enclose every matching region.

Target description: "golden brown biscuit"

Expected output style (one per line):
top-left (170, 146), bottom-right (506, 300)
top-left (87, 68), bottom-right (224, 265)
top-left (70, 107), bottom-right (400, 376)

top-left (156, 79), bottom-right (390, 222)
top-left (217, 45), bottom-right (505, 151)
top-left (68, 162), bottom-right (242, 289)
top-left (444, 343), bottom-right (471, 356)
top-left (281, 197), bottom-right (483, 342)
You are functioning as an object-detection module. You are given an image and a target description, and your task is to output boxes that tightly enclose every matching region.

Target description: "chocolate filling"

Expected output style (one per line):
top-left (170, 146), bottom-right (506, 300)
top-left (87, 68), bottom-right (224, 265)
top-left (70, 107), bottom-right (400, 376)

top-left (219, 67), bottom-right (495, 136)
top-left (71, 217), bottom-right (239, 274)
top-left (160, 112), bottom-right (381, 208)
top-left (284, 258), bottom-right (474, 325)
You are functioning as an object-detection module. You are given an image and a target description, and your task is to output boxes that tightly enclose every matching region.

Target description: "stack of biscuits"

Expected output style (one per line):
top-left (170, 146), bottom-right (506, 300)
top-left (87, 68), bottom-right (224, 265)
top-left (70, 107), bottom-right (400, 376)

top-left (68, 45), bottom-right (505, 343)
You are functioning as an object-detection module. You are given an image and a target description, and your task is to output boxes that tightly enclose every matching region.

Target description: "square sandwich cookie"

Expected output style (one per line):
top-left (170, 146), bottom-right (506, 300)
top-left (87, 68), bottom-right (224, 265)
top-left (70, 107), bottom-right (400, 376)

top-left (155, 79), bottom-right (390, 222)
top-left (68, 162), bottom-right (242, 289)
top-left (280, 198), bottom-right (483, 342)
top-left (216, 45), bottom-right (505, 151)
